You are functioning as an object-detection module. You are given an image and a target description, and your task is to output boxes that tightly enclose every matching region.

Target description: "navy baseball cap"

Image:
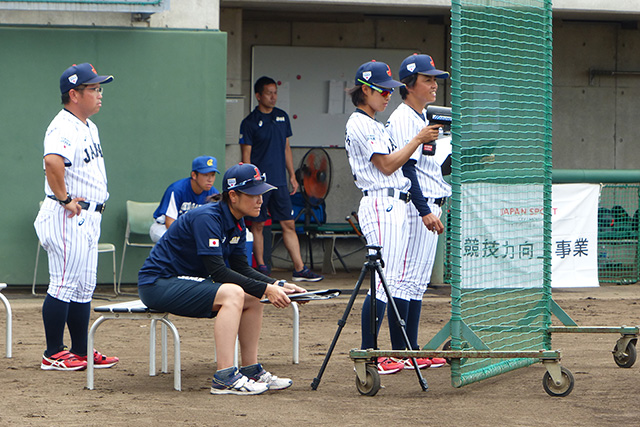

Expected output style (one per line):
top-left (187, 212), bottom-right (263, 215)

top-left (60, 63), bottom-right (114, 94)
top-left (398, 54), bottom-right (450, 80)
top-left (223, 163), bottom-right (276, 195)
top-left (192, 156), bottom-right (220, 174)
top-left (354, 61), bottom-right (403, 89)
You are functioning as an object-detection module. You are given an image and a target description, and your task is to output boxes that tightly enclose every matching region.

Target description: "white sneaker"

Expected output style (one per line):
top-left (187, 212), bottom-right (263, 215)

top-left (250, 369), bottom-right (292, 390)
top-left (210, 371), bottom-right (269, 395)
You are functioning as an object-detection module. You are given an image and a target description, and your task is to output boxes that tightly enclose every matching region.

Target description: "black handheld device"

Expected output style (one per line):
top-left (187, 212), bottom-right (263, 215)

top-left (423, 105), bottom-right (452, 156)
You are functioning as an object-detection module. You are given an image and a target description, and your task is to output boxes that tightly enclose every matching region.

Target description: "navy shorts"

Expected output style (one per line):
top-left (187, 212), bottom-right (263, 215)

top-left (139, 276), bottom-right (221, 318)
top-left (250, 185), bottom-right (294, 222)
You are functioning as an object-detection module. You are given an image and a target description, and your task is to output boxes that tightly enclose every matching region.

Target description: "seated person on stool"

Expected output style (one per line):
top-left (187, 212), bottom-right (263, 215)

top-left (138, 163), bottom-right (306, 395)
top-left (149, 155), bottom-right (220, 243)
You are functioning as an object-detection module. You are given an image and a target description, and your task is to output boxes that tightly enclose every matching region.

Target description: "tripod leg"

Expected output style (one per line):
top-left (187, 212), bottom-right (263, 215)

top-left (311, 263), bottom-right (369, 390)
top-left (375, 263), bottom-right (429, 392)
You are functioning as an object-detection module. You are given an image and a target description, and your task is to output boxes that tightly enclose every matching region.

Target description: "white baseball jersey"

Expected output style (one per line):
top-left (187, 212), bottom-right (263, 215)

top-left (34, 109), bottom-right (107, 303)
top-left (386, 103), bottom-right (451, 200)
top-left (345, 110), bottom-right (411, 193)
top-left (42, 109), bottom-right (109, 204)
top-left (386, 102), bottom-right (452, 298)
top-left (345, 109), bottom-right (411, 302)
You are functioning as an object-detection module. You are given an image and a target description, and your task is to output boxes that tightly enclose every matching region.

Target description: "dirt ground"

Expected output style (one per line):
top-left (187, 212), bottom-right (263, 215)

top-left (1, 271), bottom-right (639, 426)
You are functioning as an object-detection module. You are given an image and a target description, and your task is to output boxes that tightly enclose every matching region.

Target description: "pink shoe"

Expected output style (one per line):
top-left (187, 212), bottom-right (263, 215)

top-left (76, 349), bottom-right (119, 369)
top-left (402, 357), bottom-right (432, 370)
top-left (377, 357), bottom-right (404, 375)
top-left (41, 350), bottom-right (87, 371)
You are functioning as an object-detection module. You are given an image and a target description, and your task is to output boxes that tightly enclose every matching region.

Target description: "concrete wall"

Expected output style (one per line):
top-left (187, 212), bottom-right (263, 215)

top-left (0, 0), bottom-right (220, 28)
top-left (553, 20), bottom-right (640, 169)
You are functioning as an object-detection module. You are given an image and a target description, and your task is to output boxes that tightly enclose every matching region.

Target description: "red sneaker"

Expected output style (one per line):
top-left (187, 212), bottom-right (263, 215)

top-left (376, 357), bottom-right (404, 375)
top-left (41, 350), bottom-right (87, 371)
top-left (402, 357), bottom-right (432, 370)
top-left (429, 357), bottom-right (447, 368)
top-left (76, 349), bottom-right (119, 369)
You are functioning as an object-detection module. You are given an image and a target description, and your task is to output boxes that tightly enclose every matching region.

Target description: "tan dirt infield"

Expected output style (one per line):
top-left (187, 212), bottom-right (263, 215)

top-left (1, 272), bottom-right (639, 426)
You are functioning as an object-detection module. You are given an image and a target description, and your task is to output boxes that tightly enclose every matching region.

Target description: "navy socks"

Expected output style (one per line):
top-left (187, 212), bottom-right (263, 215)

top-left (360, 294), bottom-right (386, 350)
top-left (42, 295), bottom-right (91, 357)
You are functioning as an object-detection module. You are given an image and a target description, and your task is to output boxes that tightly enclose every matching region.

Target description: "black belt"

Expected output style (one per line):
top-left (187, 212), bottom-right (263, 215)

top-left (427, 197), bottom-right (447, 207)
top-left (79, 201), bottom-right (106, 214)
top-left (363, 188), bottom-right (411, 203)
top-left (47, 195), bottom-right (105, 214)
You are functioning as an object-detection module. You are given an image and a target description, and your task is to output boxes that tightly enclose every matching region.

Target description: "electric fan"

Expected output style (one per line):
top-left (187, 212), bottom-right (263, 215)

top-left (294, 148), bottom-right (332, 225)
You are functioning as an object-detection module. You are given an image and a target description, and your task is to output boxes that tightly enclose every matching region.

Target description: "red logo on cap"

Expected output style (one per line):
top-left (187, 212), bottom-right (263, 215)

top-left (430, 57), bottom-right (435, 67)
top-left (253, 167), bottom-right (261, 180)
top-left (386, 65), bottom-right (392, 77)
top-left (89, 64), bottom-right (97, 75)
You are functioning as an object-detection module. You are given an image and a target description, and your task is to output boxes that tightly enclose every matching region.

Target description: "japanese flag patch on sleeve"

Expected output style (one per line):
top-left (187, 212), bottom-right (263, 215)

top-left (209, 238), bottom-right (220, 247)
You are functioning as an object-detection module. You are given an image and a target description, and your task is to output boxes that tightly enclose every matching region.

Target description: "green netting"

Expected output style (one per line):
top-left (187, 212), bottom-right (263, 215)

top-left (598, 184), bottom-right (640, 284)
top-left (449, 0), bottom-right (553, 387)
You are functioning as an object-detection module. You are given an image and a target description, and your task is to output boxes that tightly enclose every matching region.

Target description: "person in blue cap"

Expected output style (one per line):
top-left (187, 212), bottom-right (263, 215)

top-left (149, 155), bottom-right (221, 242)
top-left (344, 60), bottom-right (440, 375)
top-left (385, 53), bottom-right (452, 370)
top-left (138, 163), bottom-right (306, 395)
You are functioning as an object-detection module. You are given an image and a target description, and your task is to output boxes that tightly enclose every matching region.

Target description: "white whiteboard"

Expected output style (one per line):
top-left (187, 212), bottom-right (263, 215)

top-left (251, 46), bottom-right (418, 147)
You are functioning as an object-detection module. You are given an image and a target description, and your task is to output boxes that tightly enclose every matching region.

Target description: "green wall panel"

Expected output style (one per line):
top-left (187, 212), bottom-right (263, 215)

top-left (0, 26), bottom-right (227, 285)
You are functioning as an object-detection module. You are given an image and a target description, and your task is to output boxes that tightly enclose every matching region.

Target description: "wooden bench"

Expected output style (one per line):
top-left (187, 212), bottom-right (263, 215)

top-left (87, 298), bottom-right (300, 391)
top-left (0, 283), bottom-right (12, 358)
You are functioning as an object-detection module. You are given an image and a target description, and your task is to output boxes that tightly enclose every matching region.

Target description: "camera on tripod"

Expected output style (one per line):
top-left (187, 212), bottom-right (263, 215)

top-left (423, 105), bottom-right (452, 156)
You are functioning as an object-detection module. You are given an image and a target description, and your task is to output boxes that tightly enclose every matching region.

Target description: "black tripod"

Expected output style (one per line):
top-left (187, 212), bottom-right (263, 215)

top-left (311, 245), bottom-right (428, 391)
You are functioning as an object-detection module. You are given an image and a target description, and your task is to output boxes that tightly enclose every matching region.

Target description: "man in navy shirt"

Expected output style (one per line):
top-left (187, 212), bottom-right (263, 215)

top-left (139, 163), bottom-right (306, 395)
top-left (239, 76), bottom-right (323, 282)
top-left (149, 155), bottom-right (220, 242)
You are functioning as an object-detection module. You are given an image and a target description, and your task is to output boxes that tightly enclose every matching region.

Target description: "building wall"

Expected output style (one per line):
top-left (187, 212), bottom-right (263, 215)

top-left (0, 0), bottom-right (220, 29)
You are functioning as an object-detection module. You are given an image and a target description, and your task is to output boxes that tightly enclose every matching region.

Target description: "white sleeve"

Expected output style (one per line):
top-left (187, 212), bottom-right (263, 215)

top-left (165, 192), bottom-right (179, 220)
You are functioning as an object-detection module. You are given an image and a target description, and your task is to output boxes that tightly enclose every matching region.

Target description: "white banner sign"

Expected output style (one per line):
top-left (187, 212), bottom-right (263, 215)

top-left (460, 183), bottom-right (599, 289)
top-left (461, 183), bottom-right (545, 289)
top-left (551, 184), bottom-right (600, 288)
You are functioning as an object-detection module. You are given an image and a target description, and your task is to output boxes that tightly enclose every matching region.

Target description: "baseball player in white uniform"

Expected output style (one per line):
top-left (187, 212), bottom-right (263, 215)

top-left (34, 63), bottom-right (118, 371)
top-left (345, 60), bottom-right (440, 374)
top-left (385, 54), bottom-right (452, 369)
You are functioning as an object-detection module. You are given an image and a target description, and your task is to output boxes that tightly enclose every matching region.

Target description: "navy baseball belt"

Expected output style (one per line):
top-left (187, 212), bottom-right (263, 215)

top-left (78, 201), bottom-right (106, 214)
top-left (426, 197), bottom-right (447, 207)
top-left (47, 195), bottom-right (106, 214)
top-left (363, 188), bottom-right (411, 203)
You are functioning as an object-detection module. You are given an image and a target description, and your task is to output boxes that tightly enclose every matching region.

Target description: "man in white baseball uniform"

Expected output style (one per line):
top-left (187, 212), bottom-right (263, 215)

top-left (345, 60), bottom-right (440, 374)
top-left (385, 54), bottom-right (452, 369)
top-left (34, 63), bottom-right (119, 371)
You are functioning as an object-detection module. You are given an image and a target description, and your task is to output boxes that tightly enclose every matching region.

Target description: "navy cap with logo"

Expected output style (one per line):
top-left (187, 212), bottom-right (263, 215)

top-left (192, 155), bottom-right (220, 174)
top-left (354, 60), bottom-right (403, 89)
top-left (223, 163), bottom-right (276, 196)
top-left (60, 63), bottom-right (114, 94)
top-left (398, 54), bottom-right (450, 81)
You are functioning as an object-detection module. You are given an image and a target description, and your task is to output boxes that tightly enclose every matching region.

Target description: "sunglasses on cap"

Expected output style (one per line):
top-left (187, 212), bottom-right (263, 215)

top-left (357, 79), bottom-right (394, 97)
top-left (226, 173), bottom-right (267, 192)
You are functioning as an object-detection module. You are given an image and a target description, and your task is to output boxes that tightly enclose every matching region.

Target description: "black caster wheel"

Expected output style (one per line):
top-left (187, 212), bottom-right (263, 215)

top-left (542, 366), bottom-right (574, 397)
top-left (442, 340), bottom-right (468, 366)
top-left (443, 340), bottom-right (452, 365)
top-left (355, 364), bottom-right (381, 396)
top-left (613, 341), bottom-right (637, 368)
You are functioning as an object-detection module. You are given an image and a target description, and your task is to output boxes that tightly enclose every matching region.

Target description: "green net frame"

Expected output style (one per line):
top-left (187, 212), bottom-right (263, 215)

top-left (447, 0), bottom-right (553, 387)
top-left (598, 184), bottom-right (640, 284)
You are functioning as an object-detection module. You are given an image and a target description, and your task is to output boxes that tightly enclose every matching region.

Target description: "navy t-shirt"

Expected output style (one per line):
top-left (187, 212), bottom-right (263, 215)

top-left (238, 107), bottom-right (292, 186)
top-left (139, 202), bottom-right (246, 286)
